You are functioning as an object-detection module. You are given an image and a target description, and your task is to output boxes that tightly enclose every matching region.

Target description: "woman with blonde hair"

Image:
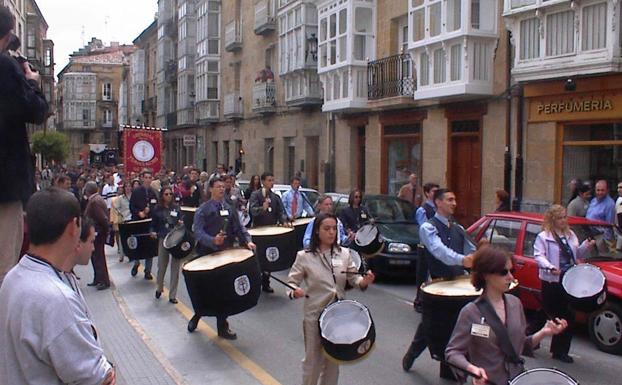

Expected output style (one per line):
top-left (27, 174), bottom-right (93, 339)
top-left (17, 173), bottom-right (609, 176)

top-left (533, 204), bottom-right (595, 363)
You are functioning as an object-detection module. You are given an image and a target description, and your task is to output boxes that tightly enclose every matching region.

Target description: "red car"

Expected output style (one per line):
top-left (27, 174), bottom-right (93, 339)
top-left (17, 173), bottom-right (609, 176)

top-left (468, 212), bottom-right (622, 355)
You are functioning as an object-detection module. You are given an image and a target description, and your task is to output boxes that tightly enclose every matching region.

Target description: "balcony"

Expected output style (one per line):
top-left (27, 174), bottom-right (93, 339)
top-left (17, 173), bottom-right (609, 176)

top-left (223, 92), bottom-right (243, 119)
top-left (283, 70), bottom-right (323, 107)
top-left (144, 96), bottom-right (157, 112)
top-left (196, 100), bottom-right (220, 124)
top-left (165, 60), bottom-right (178, 83)
top-left (367, 53), bottom-right (416, 109)
top-left (252, 82), bottom-right (276, 114)
top-left (504, 1), bottom-right (622, 82)
top-left (255, 0), bottom-right (276, 35)
top-left (225, 20), bottom-right (242, 52)
top-left (166, 112), bottom-right (177, 128)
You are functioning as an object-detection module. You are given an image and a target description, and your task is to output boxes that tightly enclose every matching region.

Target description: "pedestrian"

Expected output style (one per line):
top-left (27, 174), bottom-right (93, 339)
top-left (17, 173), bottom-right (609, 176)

top-left (567, 183), bottom-right (591, 217)
top-left (495, 190), bottom-right (511, 212)
top-left (534, 204), bottom-right (595, 363)
top-left (446, 246), bottom-right (568, 385)
top-left (188, 177), bottom-right (256, 337)
top-left (415, 182), bottom-right (439, 225)
top-left (0, 188), bottom-right (116, 384)
top-left (567, 178), bottom-right (583, 205)
top-left (282, 176), bottom-right (314, 221)
top-left (294, 170), bottom-right (308, 188)
top-left (111, 181), bottom-right (132, 262)
top-left (249, 172), bottom-right (289, 293)
top-left (586, 180), bottom-right (615, 241)
top-left (0, 5), bottom-right (49, 287)
top-left (209, 164), bottom-right (227, 183)
top-left (339, 189), bottom-right (370, 235)
top-left (402, 188), bottom-right (475, 380)
top-left (101, 174), bottom-right (118, 210)
top-left (398, 173), bottom-right (423, 208)
top-left (182, 168), bottom-right (202, 207)
top-left (84, 181), bottom-right (111, 290)
top-left (303, 195), bottom-right (348, 249)
top-left (129, 170), bottom-right (158, 280)
top-left (287, 212), bottom-right (375, 385)
top-left (244, 174), bottom-right (261, 200)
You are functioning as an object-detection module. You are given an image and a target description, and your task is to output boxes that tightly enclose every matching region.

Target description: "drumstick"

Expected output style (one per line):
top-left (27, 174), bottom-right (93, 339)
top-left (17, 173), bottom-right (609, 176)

top-left (430, 354), bottom-right (499, 385)
top-left (269, 274), bottom-right (309, 298)
top-left (341, 271), bottom-right (368, 276)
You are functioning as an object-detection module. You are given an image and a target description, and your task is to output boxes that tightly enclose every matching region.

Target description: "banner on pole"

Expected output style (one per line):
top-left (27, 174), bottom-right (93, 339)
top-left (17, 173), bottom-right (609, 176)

top-left (123, 128), bottom-right (163, 173)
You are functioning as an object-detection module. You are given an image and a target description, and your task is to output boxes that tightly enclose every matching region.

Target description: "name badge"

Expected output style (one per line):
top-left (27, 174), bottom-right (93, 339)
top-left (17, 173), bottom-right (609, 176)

top-left (170, 210), bottom-right (178, 217)
top-left (361, 213), bottom-right (367, 219)
top-left (268, 207), bottom-right (272, 213)
top-left (220, 209), bottom-right (230, 217)
top-left (150, 199), bottom-right (157, 204)
top-left (471, 323), bottom-right (491, 338)
top-left (332, 259), bottom-right (343, 267)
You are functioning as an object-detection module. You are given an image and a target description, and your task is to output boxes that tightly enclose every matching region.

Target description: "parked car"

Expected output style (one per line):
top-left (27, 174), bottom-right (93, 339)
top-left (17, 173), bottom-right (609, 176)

top-left (467, 212), bottom-right (622, 354)
top-left (328, 193), bottom-right (420, 277)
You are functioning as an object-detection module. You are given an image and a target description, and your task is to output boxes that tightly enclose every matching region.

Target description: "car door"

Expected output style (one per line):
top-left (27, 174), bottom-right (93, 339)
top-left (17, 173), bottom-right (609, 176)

top-left (486, 219), bottom-right (521, 255)
top-left (515, 222), bottom-right (544, 310)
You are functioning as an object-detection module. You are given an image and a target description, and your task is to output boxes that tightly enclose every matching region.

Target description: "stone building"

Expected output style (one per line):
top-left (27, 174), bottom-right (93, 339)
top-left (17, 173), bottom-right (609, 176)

top-left (57, 39), bottom-right (135, 164)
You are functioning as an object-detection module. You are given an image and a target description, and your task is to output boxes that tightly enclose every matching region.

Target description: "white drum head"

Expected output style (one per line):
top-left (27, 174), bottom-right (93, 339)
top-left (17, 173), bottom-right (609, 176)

top-left (421, 277), bottom-right (482, 297)
top-left (349, 249), bottom-right (362, 270)
top-left (124, 218), bottom-right (152, 225)
top-left (319, 300), bottom-right (372, 344)
top-left (509, 368), bottom-right (578, 385)
top-left (562, 264), bottom-right (606, 299)
top-left (181, 206), bottom-right (197, 213)
top-left (163, 226), bottom-right (185, 249)
top-left (293, 217), bottom-right (313, 227)
top-left (183, 248), bottom-right (254, 271)
top-left (248, 226), bottom-right (294, 237)
top-left (355, 225), bottom-right (378, 247)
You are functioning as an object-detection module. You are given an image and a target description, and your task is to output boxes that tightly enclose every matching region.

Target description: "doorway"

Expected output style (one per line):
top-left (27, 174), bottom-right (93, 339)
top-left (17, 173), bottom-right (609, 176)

top-left (449, 120), bottom-right (481, 226)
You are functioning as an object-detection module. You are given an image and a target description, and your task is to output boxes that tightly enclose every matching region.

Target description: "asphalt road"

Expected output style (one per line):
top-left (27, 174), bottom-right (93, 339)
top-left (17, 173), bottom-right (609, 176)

top-left (107, 249), bottom-right (622, 385)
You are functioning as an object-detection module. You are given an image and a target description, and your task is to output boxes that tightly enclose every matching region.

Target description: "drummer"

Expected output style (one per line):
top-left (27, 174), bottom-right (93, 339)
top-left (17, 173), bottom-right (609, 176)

top-left (445, 246), bottom-right (569, 385)
top-left (150, 186), bottom-right (184, 304)
top-left (338, 189), bottom-right (371, 236)
top-left (303, 195), bottom-right (349, 249)
top-left (129, 169), bottom-right (158, 280)
top-left (190, 177), bottom-right (256, 339)
top-left (282, 176), bottom-right (314, 221)
top-left (249, 172), bottom-right (290, 293)
top-left (402, 188), bottom-right (475, 379)
top-left (533, 204), bottom-right (595, 363)
top-left (287, 212), bottom-right (375, 385)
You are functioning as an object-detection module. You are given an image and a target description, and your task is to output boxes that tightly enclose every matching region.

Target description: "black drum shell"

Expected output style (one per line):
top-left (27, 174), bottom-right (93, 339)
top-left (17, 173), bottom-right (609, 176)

top-left (318, 301), bottom-right (376, 362)
top-left (163, 225), bottom-right (195, 260)
top-left (561, 264), bottom-right (607, 313)
top-left (354, 225), bottom-right (384, 256)
top-left (293, 218), bottom-right (313, 250)
top-left (182, 253), bottom-right (261, 317)
top-left (118, 220), bottom-right (158, 261)
top-left (181, 206), bottom-right (197, 233)
top-left (250, 227), bottom-right (297, 272)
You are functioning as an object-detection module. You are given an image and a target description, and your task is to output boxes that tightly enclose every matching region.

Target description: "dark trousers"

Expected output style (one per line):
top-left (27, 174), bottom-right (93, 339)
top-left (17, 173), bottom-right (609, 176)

top-left (406, 322), bottom-right (455, 380)
top-left (216, 316), bottom-right (229, 331)
top-left (261, 272), bottom-right (271, 288)
top-left (541, 280), bottom-right (574, 355)
top-left (91, 234), bottom-right (110, 285)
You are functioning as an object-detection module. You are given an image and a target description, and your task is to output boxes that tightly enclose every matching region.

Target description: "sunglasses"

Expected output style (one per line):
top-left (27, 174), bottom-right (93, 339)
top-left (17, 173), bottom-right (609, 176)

top-left (496, 269), bottom-right (514, 276)
top-left (163, 193), bottom-right (173, 196)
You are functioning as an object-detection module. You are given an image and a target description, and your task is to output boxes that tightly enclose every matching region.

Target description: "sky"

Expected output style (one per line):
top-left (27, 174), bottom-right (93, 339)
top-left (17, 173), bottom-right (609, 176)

top-left (36, 0), bottom-right (158, 77)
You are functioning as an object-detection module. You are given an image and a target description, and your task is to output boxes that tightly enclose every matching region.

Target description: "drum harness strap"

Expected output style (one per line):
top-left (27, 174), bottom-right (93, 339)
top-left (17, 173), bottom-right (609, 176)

top-left (321, 247), bottom-right (341, 302)
top-left (551, 232), bottom-right (576, 274)
top-left (475, 297), bottom-right (525, 367)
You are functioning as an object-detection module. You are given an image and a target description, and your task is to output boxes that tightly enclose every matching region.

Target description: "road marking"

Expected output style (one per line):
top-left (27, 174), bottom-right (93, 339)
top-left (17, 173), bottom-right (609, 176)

top-left (133, 263), bottom-right (283, 385)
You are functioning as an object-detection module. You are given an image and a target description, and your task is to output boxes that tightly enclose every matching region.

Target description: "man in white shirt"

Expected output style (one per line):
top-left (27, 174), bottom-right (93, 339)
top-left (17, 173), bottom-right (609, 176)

top-left (101, 174), bottom-right (118, 210)
top-left (0, 187), bottom-right (115, 385)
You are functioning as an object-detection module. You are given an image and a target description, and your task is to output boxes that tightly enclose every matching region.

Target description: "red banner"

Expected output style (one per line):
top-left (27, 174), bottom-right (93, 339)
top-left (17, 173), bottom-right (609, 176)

top-left (123, 129), bottom-right (163, 174)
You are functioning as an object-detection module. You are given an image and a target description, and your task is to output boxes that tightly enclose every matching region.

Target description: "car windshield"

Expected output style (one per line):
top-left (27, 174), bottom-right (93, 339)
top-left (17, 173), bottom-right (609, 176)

top-left (304, 191), bottom-right (320, 208)
top-left (365, 197), bottom-right (415, 223)
top-left (571, 224), bottom-right (622, 260)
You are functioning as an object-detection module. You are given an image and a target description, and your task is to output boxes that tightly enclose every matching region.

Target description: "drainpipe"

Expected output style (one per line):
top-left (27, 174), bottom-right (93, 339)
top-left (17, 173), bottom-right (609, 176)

top-left (328, 112), bottom-right (336, 192)
top-left (512, 84), bottom-right (524, 212)
top-left (504, 32), bottom-right (512, 197)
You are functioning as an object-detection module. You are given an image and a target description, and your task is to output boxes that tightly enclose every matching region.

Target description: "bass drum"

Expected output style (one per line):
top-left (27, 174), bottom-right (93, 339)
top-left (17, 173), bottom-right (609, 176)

top-left (318, 300), bottom-right (375, 362)
top-left (163, 224), bottom-right (195, 259)
top-left (248, 226), bottom-right (296, 272)
top-left (118, 219), bottom-right (158, 261)
top-left (354, 225), bottom-right (384, 257)
top-left (293, 217), bottom-right (314, 250)
top-left (509, 368), bottom-right (579, 385)
top-left (562, 263), bottom-right (607, 313)
top-left (182, 248), bottom-right (261, 317)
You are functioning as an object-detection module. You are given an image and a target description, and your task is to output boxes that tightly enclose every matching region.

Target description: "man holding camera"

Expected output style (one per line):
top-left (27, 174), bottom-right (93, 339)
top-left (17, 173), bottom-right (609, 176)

top-left (0, 6), bottom-right (49, 287)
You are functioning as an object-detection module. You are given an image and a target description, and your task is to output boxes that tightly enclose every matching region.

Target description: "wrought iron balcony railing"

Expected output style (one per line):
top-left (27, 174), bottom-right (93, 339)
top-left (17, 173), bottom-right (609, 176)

top-left (367, 53), bottom-right (415, 100)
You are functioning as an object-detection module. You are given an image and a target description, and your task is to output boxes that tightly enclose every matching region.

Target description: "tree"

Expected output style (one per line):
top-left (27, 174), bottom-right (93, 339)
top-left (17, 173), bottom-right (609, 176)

top-left (32, 131), bottom-right (70, 163)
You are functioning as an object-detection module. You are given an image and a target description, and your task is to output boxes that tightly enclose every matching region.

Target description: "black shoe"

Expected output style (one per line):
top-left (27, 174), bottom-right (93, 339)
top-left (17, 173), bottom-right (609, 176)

top-left (87, 281), bottom-right (97, 287)
top-left (155, 290), bottom-right (162, 299)
top-left (188, 315), bottom-right (200, 332)
top-left (402, 350), bottom-right (416, 372)
top-left (169, 298), bottom-right (178, 304)
top-left (96, 283), bottom-right (110, 291)
top-left (131, 264), bottom-right (139, 277)
top-left (553, 354), bottom-right (574, 363)
top-left (413, 300), bottom-right (423, 314)
top-left (218, 327), bottom-right (238, 340)
top-left (144, 272), bottom-right (153, 280)
top-left (262, 285), bottom-right (274, 293)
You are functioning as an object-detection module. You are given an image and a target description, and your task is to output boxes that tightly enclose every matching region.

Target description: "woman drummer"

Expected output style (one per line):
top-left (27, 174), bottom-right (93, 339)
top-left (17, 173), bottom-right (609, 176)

top-left (287, 212), bottom-right (375, 385)
top-left (534, 204), bottom-right (595, 363)
top-left (150, 186), bottom-right (184, 304)
top-left (446, 246), bottom-right (568, 385)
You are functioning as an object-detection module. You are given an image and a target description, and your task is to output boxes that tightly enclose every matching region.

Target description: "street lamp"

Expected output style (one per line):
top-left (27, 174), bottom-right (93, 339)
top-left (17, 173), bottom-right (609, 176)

top-left (306, 33), bottom-right (318, 62)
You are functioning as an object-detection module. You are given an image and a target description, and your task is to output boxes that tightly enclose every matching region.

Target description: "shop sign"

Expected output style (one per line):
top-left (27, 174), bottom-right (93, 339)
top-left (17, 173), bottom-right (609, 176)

top-left (529, 92), bottom-right (620, 122)
top-left (183, 135), bottom-right (196, 146)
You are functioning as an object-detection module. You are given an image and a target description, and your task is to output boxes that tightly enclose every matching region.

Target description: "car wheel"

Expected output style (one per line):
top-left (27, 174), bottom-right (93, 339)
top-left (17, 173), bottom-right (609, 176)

top-left (589, 301), bottom-right (622, 355)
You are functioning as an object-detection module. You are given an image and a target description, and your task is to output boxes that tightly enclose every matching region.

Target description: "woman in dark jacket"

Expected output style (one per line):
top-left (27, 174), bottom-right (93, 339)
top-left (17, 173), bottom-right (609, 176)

top-left (151, 186), bottom-right (184, 303)
top-left (339, 189), bottom-right (370, 241)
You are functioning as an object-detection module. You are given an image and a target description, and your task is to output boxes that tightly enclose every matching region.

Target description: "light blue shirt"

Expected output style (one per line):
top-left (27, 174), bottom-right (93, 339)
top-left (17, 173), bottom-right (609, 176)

top-left (282, 187), bottom-right (314, 219)
top-left (415, 200), bottom-right (435, 225)
top-left (586, 195), bottom-right (615, 224)
top-left (302, 217), bottom-right (348, 249)
top-left (419, 214), bottom-right (475, 266)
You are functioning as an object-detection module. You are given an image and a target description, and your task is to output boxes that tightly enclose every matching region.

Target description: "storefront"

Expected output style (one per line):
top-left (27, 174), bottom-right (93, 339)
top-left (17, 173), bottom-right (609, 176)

top-left (523, 74), bottom-right (622, 207)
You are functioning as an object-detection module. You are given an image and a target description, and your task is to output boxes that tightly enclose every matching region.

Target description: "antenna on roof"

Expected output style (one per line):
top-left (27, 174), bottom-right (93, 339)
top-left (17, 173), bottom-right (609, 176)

top-left (81, 25), bottom-right (85, 47)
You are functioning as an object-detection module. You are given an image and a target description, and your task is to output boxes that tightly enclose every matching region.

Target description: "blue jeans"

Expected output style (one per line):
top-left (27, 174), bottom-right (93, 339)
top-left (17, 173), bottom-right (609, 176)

top-left (134, 257), bottom-right (153, 274)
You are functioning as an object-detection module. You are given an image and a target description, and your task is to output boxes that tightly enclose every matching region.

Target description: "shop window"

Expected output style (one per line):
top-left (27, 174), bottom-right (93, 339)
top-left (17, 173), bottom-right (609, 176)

top-left (384, 124), bottom-right (421, 195)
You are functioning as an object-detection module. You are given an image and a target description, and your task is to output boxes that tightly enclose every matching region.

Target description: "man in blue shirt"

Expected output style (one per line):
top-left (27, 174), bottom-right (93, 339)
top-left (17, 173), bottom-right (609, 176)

top-left (188, 178), bottom-right (256, 339)
top-left (415, 182), bottom-right (439, 226)
top-left (282, 176), bottom-right (314, 220)
top-left (303, 195), bottom-right (349, 249)
top-left (402, 188), bottom-right (475, 380)
top-left (586, 180), bottom-right (615, 240)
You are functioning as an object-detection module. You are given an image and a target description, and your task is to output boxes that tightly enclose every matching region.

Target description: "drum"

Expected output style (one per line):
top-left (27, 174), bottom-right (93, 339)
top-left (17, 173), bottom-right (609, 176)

top-left (354, 225), bottom-right (384, 257)
top-left (181, 206), bottom-right (197, 233)
top-left (293, 217), bottom-right (313, 250)
top-left (118, 219), bottom-right (158, 261)
top-left (420, 276), bottom-right (518, 358)
top-left (248, 226), bottom-right (296, 272)
top-left (562, 263), bottom-right (607, 313)
top-left (163, 224), bottom-right (195, 260)
top-left (318, 300), bottom-right (375, 362)
top-left (509, 368), bottom-right (579, 385)
top-left (182, 248), bottom-right (261, 317)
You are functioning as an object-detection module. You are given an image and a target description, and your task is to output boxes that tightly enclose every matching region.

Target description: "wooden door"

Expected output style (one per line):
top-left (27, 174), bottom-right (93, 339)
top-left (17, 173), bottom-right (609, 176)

top-left (449, 121), bottom-right (481, 226)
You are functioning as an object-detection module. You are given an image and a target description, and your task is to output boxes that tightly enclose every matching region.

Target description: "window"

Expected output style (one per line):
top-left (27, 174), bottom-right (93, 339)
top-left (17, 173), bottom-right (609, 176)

top-left (412, 8), bottom-right (425, 42)
top-left (419, 52), bottom-right (429, 86)
top-left (44, 48), bottom-right (51, 67)
top-left (429, 2), bottom-right (441, 37)
top-left (450, 44), bottom-right (461, 81)
top-left (158, 25), bottom-right (165, 39)
top-left (265, 138), bottom-right (274, 173)
top-left (472, 41), bottom-right (489, 80)
top-left (523, 223), bottom-right (541, 257)
top-left (318, 5), bottom-right (349, 68)
top-left (447, 0), bottom-right (461, 32)
top-left (546, 11), bottom-right (574, 56)
top-left (103, 109), bottom-right (112, 126)
top-left (82, 109), bottom-right (91, 126)
top-left (433, 48), bottom-right (446, 84)
top-left (520, 17), bottom-right (540, 60)
top-left (471, 0), bottom-right (495, 31)
top-left (353, 7), bottom-right (373, 61)
top-left (102, 83), bottom-right (111, 100)
top-left (488, 219), bottom-right (521, 253)
top-left (582, 2), bottom-right (607, 51)
top-left (383, 124), bottom-right (422, 195)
